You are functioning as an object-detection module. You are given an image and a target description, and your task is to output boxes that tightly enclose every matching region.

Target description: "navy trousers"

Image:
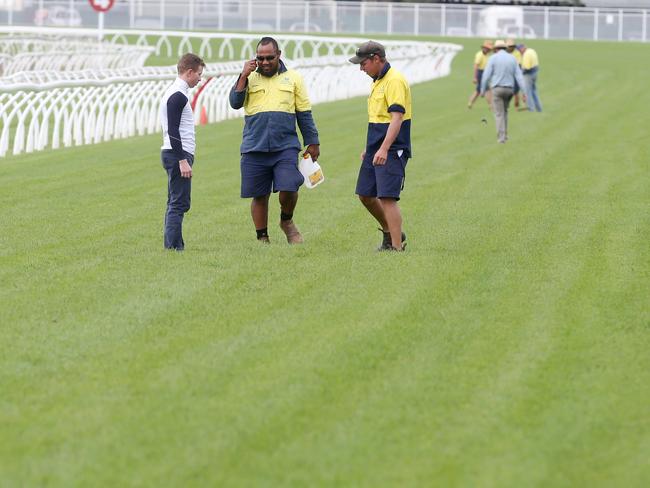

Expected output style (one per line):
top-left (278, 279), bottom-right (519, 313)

top-left (161, 150), bottom-right (193, 250)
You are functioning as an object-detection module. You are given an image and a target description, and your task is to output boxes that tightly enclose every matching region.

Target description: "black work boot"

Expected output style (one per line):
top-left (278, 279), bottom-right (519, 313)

top-left (377, 228), bottom-right (406, 251)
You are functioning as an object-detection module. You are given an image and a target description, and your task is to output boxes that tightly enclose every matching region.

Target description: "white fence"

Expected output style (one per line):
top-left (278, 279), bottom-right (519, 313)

top-left (0, 28), bottom-right (462, 157)
top-left (0, 36), bottom-right (154, 75)
top-left (1, 0), bottom-right (648, 43)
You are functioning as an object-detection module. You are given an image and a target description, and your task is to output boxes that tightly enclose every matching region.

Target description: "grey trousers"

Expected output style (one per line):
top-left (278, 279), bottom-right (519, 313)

top-left (492, 86), bottom-right (514, 143)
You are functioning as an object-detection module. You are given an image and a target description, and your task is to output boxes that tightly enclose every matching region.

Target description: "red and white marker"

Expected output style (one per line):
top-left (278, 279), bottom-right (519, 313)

top-left (88, 0), bottom-right (115, 40)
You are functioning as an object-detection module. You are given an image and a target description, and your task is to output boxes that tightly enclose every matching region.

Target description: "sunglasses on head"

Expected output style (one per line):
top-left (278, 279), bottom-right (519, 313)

top-left (256, 55), bottom-right (277, 62)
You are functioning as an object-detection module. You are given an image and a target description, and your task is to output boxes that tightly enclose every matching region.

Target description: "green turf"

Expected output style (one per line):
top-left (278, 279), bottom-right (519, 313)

top-left (1, 38), bottom-right (649, 487)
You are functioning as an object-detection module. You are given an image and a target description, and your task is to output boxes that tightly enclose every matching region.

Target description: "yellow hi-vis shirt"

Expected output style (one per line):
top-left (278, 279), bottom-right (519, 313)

top-left (366, 63), bottom-right (412, 158)
top-left (229, 61), bottom-right (319, 153)
top-left (512, 49), bottom-right (522, 65)
top-left (474, 50), bottom-right (490, 70)
top-left (521, 48), bottom-right (539, 71)
top-left (243, 68), bottom-right (312, 116)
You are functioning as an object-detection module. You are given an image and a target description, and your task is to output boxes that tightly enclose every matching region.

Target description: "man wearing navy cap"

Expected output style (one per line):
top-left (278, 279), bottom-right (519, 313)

top-left (349, 41), bottom-right (412, 252)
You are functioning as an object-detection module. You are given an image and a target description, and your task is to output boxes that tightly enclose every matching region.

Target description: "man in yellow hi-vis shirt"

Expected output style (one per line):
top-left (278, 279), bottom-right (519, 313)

top-left (518, 44), bottom-right (543, 112)
top-left (230, 37), bottom-right (320, 244)
top-left (467, 40), bottom-right (493, 109)
top-left (349, 41), bottom-right (411, 252)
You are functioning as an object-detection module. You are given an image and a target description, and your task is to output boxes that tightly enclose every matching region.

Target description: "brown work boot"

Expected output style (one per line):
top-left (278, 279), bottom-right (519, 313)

top-left (279, 219), bottom-right (304, 244)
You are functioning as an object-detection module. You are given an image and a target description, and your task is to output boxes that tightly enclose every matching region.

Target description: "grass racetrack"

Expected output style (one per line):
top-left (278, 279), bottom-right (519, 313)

top-left (1, 38), bottom-right (649, 486)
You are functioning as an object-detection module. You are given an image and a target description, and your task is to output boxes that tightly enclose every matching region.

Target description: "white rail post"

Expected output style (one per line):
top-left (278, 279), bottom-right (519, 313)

top-left (467, 5), bottom-right (472, 36)
top-left (593, 9), bottom-right (599, 41)
top-left (441, 4), bottom-right (446, 36)
top-left (160, 0), bottom-right (165, 30)
top-left (129, 0), bottom-right (135, 29)
top-left (618, 9), bottom-right (623, 42)
top-left (276, 0), bottom-right (281, 32)
top-left (544, 7), bottom-right (549, 39)
top-left (387, 3), bottom-right (392, 35)
top-left (247, 0), bottom-right (252, 32)
top-left (189, 0), bottom-right (195, 31)
top-left (569, 7), bottom-right (574, 40)
top-left (643, 10), bottom-right (647, 43)
top-left (414, 4), bottom-right (419, 37)
top-left (69, 0), bottom-right (74, 27)
top-left (360, 2), bottom-right (365, 34)
top-left (332, 1), bottom-right (337, 34)
top-left (304, 2), bottom-right (310, 33)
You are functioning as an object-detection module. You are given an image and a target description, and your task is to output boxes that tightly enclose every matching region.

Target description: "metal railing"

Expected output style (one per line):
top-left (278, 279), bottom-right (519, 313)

top-left (1, 0), bottom-right (647, 43)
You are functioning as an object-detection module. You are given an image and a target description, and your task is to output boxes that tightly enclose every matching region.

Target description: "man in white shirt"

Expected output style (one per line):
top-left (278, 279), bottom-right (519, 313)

top-left (159, 53), bottom-right (205, 251)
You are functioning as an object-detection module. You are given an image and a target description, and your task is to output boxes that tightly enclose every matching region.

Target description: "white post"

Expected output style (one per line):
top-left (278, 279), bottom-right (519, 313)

top-left (569, 7), bottom-right (574, 40)
top-left (360, 2), bottom-right (365, 34)
top-left (129, 0), bottom-right (135, 29)
top-left (304, 2), bottom-right (309, 33)
top-left (618, 9), bottom-right (623, 41)
top-left (8, 3), bottom-right (12, 25)
top-left (414, 4), bottom-right (419, 36)
top-left (544, 7), bottom-right (549, 39)
top-left (467, 5), bottom-right (472, 36)
top-left (441, 5), bottom-right (446, 36)
top-left (247, 0), bottom-right (252, 32)
top-left (276, 0), bottom-right (281, 32)
top-left (643, 10), bottom-right (647, 43)
top-left (69, 0), bottom-right (74, 27)
top-left (218, 0), bottom-right (223, 31)
top-left (332, 2), bottom-right (337, 34)
top-left (594, 8), bottom-right (599, 41)
top-left (160, 0), bottom-right (165, 30)
top-left (98, 13), bottom-right (104, 41)
top-left (387, 3), bottom-right (392, 35)
top-left (189, 0), bottom-right (195, 31)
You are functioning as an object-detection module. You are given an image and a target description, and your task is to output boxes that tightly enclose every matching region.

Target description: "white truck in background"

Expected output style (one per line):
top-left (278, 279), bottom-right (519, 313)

top-left (476, 6), bottom-right (537, 39)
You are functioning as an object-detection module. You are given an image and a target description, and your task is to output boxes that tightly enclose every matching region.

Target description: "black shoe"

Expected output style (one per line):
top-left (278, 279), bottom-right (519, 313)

top-left (377, 228), bottom-right (406, 251)
top-left (386, 245), bottom-right (406, 252)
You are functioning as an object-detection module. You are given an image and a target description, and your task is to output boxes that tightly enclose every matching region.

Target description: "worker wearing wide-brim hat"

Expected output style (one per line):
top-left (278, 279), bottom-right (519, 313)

top-left (479, 39), bottom-right (525, 143)
top-left (467, 40), bottom-right (494, 109)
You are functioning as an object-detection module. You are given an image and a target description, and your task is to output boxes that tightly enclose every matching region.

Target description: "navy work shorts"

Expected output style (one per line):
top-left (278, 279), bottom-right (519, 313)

top-left (240, 148), bottom-right (303, 198)
top-left (355, 150), bottom-right (408, 200)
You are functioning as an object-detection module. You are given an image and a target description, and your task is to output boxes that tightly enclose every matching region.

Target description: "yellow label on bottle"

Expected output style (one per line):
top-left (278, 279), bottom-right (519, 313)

top-left (308, 169), bottom-right (323, 185)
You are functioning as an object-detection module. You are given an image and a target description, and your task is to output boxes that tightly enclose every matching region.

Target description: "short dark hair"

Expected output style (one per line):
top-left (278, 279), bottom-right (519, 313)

top-left (177, 53), bottom-right (205, 74)
top-left (257, 37), bottom-right (280, 53)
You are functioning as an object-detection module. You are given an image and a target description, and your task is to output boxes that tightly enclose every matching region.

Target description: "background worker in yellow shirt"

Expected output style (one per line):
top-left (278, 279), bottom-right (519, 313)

top-left (518, 44), bottom-right (543, 112)
top-left (506, 39), bottom-right (525, 109)
top-left (467, 40), bottom-right (493, 109)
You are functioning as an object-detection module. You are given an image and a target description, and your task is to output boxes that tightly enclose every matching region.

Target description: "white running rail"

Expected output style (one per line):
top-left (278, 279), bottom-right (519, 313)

top-left (0, 29), bottom-right (462, 158)
top-left (0, 34), bottom-right (154, 75)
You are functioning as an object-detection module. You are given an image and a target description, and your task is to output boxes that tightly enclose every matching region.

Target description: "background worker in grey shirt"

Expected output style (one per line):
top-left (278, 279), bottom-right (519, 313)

top-left (480, 39), bottom-right (525, 144)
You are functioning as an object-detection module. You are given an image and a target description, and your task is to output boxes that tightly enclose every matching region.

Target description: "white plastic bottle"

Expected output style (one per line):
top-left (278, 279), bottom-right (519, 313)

top-left (299, 153), bottom-right (325, 189)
